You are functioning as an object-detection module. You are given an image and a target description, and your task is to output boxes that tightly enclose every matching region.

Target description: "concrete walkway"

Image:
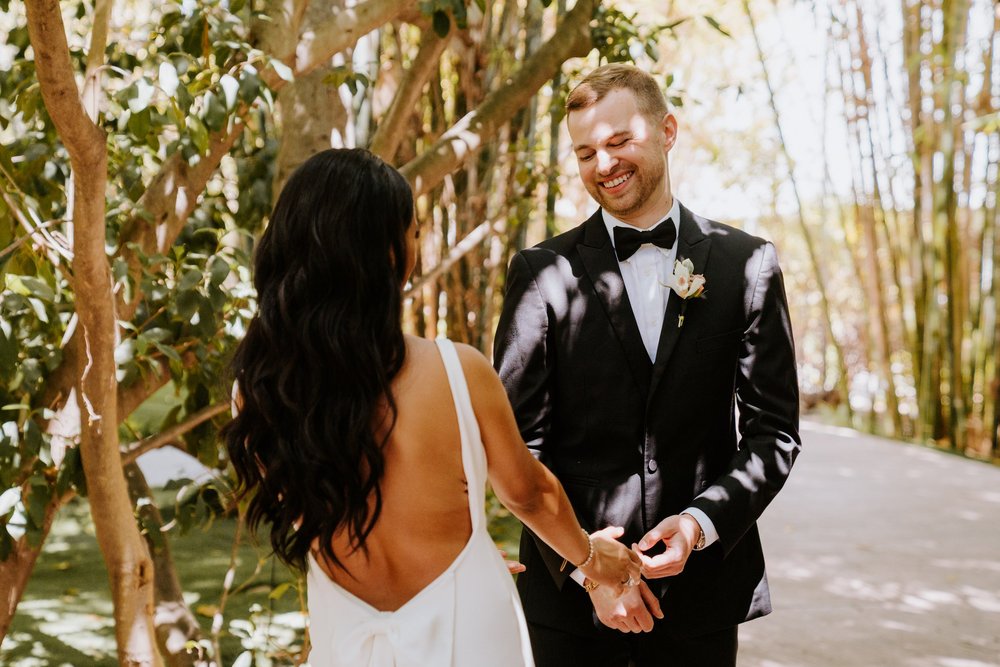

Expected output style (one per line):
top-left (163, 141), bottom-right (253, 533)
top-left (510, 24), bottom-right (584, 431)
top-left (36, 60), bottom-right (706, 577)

top-left (740, 421), bottom-right (1000, 667)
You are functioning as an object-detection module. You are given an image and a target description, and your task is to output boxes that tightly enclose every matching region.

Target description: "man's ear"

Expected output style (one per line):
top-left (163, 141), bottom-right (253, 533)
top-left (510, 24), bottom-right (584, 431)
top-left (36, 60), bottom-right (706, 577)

top-left (661, 112), bottom-right (678, 152)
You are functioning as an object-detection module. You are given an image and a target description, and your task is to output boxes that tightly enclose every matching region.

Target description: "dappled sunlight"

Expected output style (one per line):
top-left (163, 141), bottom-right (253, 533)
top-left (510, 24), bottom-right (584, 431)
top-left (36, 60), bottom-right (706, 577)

top-left (931, 558), bottom-right (1000, 574)
top-left (879, 619), bottom-right (919, 633)
top-left (961, 586), bottom-right (1000, 613)
top-left (978, 491), bottom-right (1000, 505)
top-left (3, 614), bottom-right (115, 663)
top-left (825, 576), bottom-right (902, 602)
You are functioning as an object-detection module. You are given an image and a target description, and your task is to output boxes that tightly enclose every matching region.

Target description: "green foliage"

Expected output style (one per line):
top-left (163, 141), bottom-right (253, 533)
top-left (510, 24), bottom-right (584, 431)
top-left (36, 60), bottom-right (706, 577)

top-left (419, 0), bottom-right (470, 36)
top-left (591, 5), bottom-right (664, 64)
top-left (0, 0), bottom-right (273, 557)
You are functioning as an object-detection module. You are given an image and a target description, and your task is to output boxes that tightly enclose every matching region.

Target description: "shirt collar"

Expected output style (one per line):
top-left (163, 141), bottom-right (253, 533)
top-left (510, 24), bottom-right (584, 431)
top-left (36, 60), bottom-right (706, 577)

top-left (603, 197), bottom-right (681, 250)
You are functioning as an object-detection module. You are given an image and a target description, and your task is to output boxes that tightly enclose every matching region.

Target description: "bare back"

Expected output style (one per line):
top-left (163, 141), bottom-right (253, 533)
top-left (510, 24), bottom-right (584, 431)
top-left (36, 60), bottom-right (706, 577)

top-left (312, 335), bottom-right (473, 611)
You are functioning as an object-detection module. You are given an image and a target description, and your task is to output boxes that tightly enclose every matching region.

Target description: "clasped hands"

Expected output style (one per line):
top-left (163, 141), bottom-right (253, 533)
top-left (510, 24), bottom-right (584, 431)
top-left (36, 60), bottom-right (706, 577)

top-left (588, 514), bottom-right (702, 634)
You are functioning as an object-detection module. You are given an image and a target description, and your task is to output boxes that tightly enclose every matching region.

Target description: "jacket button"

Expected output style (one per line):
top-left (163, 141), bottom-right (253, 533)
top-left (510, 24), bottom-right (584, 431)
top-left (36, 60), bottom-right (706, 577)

top-left (647, 460), bottom-right (658, 473)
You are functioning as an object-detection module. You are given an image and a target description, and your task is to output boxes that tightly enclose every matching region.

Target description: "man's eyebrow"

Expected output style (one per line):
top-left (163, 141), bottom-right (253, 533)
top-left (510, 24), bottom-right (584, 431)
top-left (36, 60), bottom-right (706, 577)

top-left (573, 131), bottom-right (631, 152)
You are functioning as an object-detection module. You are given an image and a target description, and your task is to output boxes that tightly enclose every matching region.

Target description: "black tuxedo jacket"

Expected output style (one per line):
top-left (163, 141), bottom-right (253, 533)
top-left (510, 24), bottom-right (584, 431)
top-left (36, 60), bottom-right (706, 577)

top-left (493, 203), bottom-right (801, 638)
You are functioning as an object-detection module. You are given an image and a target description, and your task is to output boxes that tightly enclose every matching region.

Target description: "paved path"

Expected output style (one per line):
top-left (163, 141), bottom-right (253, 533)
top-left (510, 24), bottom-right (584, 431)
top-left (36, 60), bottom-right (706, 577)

top-left (740, 421), bottom-right (1000, 667)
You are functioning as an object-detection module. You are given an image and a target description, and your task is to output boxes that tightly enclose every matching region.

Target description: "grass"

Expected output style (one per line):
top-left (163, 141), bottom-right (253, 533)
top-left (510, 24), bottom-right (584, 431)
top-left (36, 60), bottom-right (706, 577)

top-left (2, 493), bottom-right (301, 666)
top-left (1, 489), bottom-right (522, 666)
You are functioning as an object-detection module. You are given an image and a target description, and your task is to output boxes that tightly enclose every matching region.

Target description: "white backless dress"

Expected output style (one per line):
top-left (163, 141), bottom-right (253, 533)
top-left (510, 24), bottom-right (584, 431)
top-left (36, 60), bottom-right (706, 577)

top-left (306, 339), bottom-right (534, 666)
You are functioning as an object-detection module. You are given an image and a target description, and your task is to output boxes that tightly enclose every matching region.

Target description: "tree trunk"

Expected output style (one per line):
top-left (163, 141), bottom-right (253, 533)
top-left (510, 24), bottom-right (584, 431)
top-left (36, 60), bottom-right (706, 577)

top-left (26, 1), bottom-right (162, 663)
top-left (744, 0), bottom-right (853, 426)
top-left (125, 463), bottom-right (212, 667)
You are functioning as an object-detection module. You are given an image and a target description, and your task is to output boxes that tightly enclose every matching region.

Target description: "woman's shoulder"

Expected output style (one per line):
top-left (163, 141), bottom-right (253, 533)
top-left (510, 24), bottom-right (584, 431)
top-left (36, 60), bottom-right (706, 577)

top-left (404, 336), bottom-right (498, 395)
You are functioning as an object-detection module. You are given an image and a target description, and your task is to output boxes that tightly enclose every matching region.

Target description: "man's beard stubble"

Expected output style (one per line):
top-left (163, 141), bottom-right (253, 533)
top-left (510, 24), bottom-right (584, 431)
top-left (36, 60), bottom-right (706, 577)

top-left (592, 158), bottom-right (665, 221)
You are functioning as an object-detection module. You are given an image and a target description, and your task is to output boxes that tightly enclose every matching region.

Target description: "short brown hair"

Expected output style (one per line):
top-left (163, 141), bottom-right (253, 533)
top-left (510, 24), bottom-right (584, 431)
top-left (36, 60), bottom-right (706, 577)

top-left (566, 64), bottom-right (668, 122)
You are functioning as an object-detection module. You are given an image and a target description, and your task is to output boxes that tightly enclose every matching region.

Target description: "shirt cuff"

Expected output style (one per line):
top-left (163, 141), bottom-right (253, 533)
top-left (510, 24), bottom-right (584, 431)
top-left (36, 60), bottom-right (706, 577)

top-left (569, 567), bottom-right (587, 587)
top-left (681, 506), bottom-right (719, 549)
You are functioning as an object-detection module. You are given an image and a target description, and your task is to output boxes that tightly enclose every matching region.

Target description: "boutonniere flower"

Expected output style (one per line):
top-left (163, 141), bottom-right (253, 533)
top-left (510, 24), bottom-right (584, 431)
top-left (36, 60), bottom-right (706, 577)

top-left (661, 258), bottom-right (706, 328)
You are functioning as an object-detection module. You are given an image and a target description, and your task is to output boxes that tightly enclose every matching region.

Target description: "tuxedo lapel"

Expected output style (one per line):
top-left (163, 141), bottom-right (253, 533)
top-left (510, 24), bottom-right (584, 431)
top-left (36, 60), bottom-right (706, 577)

top-left (648, 205), bottom-right (712, 400)
top-left (576, 211), bottom-right (652, 392)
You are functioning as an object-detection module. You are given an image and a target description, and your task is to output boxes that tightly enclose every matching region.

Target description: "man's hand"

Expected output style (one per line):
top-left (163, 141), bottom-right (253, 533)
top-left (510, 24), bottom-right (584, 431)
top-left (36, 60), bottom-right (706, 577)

top-left (499, 550), bottom-right (526, 575)
top-left (634, 514), bottom-right (701, 579)
top-left (589, 580), bottom-right (663, 633)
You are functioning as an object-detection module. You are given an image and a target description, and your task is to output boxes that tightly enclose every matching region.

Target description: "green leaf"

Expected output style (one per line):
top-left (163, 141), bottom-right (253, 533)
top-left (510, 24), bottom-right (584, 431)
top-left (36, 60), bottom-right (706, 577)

top-left (229, 0), bottom-right (246, 12)
top-left (186, 116), bottom-right (209, 153)
top-left (208, 256), bottom-right (229, 286)
top-left (175, 290), bottom-right (201, 319)
top-left (703, 15), bottom-right (731, 38)
top-left (269, 59), bottom-right (294, 83)
top-left (432, 10), bottom-right (451, 37)
top-left (27, 297), bottom-right (48, 323)
top-left (201, 91), bottom-right (227, 132)
top-left (128, 107), bottom-right (152, 141)
top-left (128, 78), bottom-right (156, 114)
top-left (5, 275), bottom-right (54, 302)
top-left (219, 74), bottom-right (239, 110)
top-left (56, 446), bottom-right (86, 497)
top-left (269, 581), bottom-right (293, 600)
top-left (158, 61), bottom-right (179, 97)
top-left (26, 483), bottom-right (49, 530)
top-left (154, 342), bottom-right (182, 363)
top-left (178, 268), bottom-right (203, 292)
top-left (238, 65), bottom-right (261, 104)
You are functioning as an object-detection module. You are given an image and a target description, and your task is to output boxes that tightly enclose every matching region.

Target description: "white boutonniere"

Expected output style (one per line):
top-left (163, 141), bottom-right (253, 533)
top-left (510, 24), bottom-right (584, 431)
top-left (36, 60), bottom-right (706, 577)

top-left (662, 258), bottom-right (706, 328)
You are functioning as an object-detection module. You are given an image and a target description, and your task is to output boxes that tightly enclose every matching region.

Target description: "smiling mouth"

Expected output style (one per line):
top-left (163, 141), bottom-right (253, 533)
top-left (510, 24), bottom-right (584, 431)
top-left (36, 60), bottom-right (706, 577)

top-left (600, 172), bottom-right (633, 189)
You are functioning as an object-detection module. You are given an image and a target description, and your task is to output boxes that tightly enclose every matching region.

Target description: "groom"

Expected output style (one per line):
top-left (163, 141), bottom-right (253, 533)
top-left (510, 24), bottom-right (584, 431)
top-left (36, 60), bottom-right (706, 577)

top-left (493, 64), bottom-right (801, 665)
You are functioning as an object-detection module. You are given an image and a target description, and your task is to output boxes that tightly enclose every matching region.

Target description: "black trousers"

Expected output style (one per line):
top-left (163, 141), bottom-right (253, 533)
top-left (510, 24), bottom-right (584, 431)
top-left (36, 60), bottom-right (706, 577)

top-left (527, 620), bottom-right (739, 667)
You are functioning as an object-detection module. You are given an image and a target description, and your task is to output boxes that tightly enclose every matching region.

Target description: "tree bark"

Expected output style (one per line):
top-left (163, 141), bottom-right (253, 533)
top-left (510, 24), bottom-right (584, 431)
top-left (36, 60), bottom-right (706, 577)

top-left (25, 1), bottom-right (161, 662)
top-left (369, 25), bottom-right (450, 162)
top-left (271, 0), bottom-right (351, 193)
top-left (125, 463), bottom-right (212, 667)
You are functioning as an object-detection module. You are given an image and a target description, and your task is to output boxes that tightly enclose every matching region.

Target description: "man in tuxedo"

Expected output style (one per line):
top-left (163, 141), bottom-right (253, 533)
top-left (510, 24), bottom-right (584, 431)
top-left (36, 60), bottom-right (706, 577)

top-left (493, 64), bottom-right (801, 665)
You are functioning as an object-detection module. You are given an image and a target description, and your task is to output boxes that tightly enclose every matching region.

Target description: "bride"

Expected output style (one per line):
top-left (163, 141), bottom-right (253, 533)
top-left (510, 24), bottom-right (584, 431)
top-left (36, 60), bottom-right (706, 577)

top-left (224, 148), bottom-right (640, 666)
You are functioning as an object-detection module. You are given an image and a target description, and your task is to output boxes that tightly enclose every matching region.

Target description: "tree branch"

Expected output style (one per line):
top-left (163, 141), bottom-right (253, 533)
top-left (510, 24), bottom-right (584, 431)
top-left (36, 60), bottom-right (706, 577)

top-left (405, 219), bottom-right (496, 294)
top-left (120, 402), bottom-right (231, 467)
top-left (25, 0), bottom-right (105, 164)
top-left (39, 0), bottom-right (420, 416)
top-left (400, 0), bottom-right (595, 196)
top-left (369, 23), bottom-right (450, 162)
top-left (281, 0), bottom-right (418, 83)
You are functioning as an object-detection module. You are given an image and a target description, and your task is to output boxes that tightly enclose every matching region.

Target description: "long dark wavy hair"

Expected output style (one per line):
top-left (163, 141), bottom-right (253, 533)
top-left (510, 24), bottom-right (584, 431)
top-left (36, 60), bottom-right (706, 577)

top-left (224, 148), bottom-right (414, 574)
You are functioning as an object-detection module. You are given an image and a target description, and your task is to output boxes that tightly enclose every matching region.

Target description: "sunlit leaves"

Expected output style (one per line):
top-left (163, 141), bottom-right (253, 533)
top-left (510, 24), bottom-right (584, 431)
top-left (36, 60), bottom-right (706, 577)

top-left (322, 65), bottom-right (370, 96)
top-left (590, 5), bottom-right (664, 65)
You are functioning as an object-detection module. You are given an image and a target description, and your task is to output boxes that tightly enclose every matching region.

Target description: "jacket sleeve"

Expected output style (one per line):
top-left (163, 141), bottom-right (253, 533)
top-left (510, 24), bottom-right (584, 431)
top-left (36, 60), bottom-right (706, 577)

top-left (493, 251), bottom-right (570, 587)
top-left (689, 241), bottom-right (801, 555)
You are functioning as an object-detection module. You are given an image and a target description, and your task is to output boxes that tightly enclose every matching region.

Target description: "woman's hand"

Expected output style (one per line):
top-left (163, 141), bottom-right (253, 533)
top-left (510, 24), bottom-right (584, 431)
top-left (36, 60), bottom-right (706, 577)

top-left (578, 526), bottom-right (642, 594)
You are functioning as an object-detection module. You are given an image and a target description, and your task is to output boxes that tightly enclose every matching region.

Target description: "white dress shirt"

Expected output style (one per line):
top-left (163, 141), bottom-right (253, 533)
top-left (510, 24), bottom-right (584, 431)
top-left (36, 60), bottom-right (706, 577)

top-left (570, 199), bottom-right (718, 589)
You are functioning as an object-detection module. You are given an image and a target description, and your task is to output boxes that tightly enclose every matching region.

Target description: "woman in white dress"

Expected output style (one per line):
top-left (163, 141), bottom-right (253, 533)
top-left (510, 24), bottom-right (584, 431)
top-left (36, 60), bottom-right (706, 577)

top-left (224, 148), bottom-right (641, 666)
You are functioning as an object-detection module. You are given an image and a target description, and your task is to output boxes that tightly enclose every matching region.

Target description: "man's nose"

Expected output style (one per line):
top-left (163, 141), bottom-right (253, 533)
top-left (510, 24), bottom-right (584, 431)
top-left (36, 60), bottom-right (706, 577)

top-left (596, 151), bottom-right (618, 174)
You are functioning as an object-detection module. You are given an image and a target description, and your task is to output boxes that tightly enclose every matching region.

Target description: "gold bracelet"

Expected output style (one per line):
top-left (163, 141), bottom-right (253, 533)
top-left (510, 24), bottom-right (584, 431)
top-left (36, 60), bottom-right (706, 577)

top-left (575, 529), bottom-right (595, 569)
top-left (559, 529), bottom-right (595, 572)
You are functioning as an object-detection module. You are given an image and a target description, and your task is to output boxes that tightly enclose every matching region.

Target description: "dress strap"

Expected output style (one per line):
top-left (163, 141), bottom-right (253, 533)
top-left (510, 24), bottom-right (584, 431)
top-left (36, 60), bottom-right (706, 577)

top-left (435, 338), bottom-right (487, 528)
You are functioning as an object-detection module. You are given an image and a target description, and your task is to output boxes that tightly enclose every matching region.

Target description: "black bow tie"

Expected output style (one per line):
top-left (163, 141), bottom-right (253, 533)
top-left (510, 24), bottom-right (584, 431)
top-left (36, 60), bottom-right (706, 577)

top-left (613, 219), bottom-right (677, 261)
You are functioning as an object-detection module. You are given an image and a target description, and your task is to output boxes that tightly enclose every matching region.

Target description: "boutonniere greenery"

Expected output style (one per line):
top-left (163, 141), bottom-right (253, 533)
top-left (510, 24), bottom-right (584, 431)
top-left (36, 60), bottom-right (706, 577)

top-left (662, 258), bottom-right (706, 328)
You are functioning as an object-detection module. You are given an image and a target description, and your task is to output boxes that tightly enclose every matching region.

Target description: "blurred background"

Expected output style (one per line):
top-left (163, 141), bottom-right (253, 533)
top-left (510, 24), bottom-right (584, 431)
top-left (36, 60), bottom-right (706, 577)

top-left (1, 0), bottom-right (998, 664)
